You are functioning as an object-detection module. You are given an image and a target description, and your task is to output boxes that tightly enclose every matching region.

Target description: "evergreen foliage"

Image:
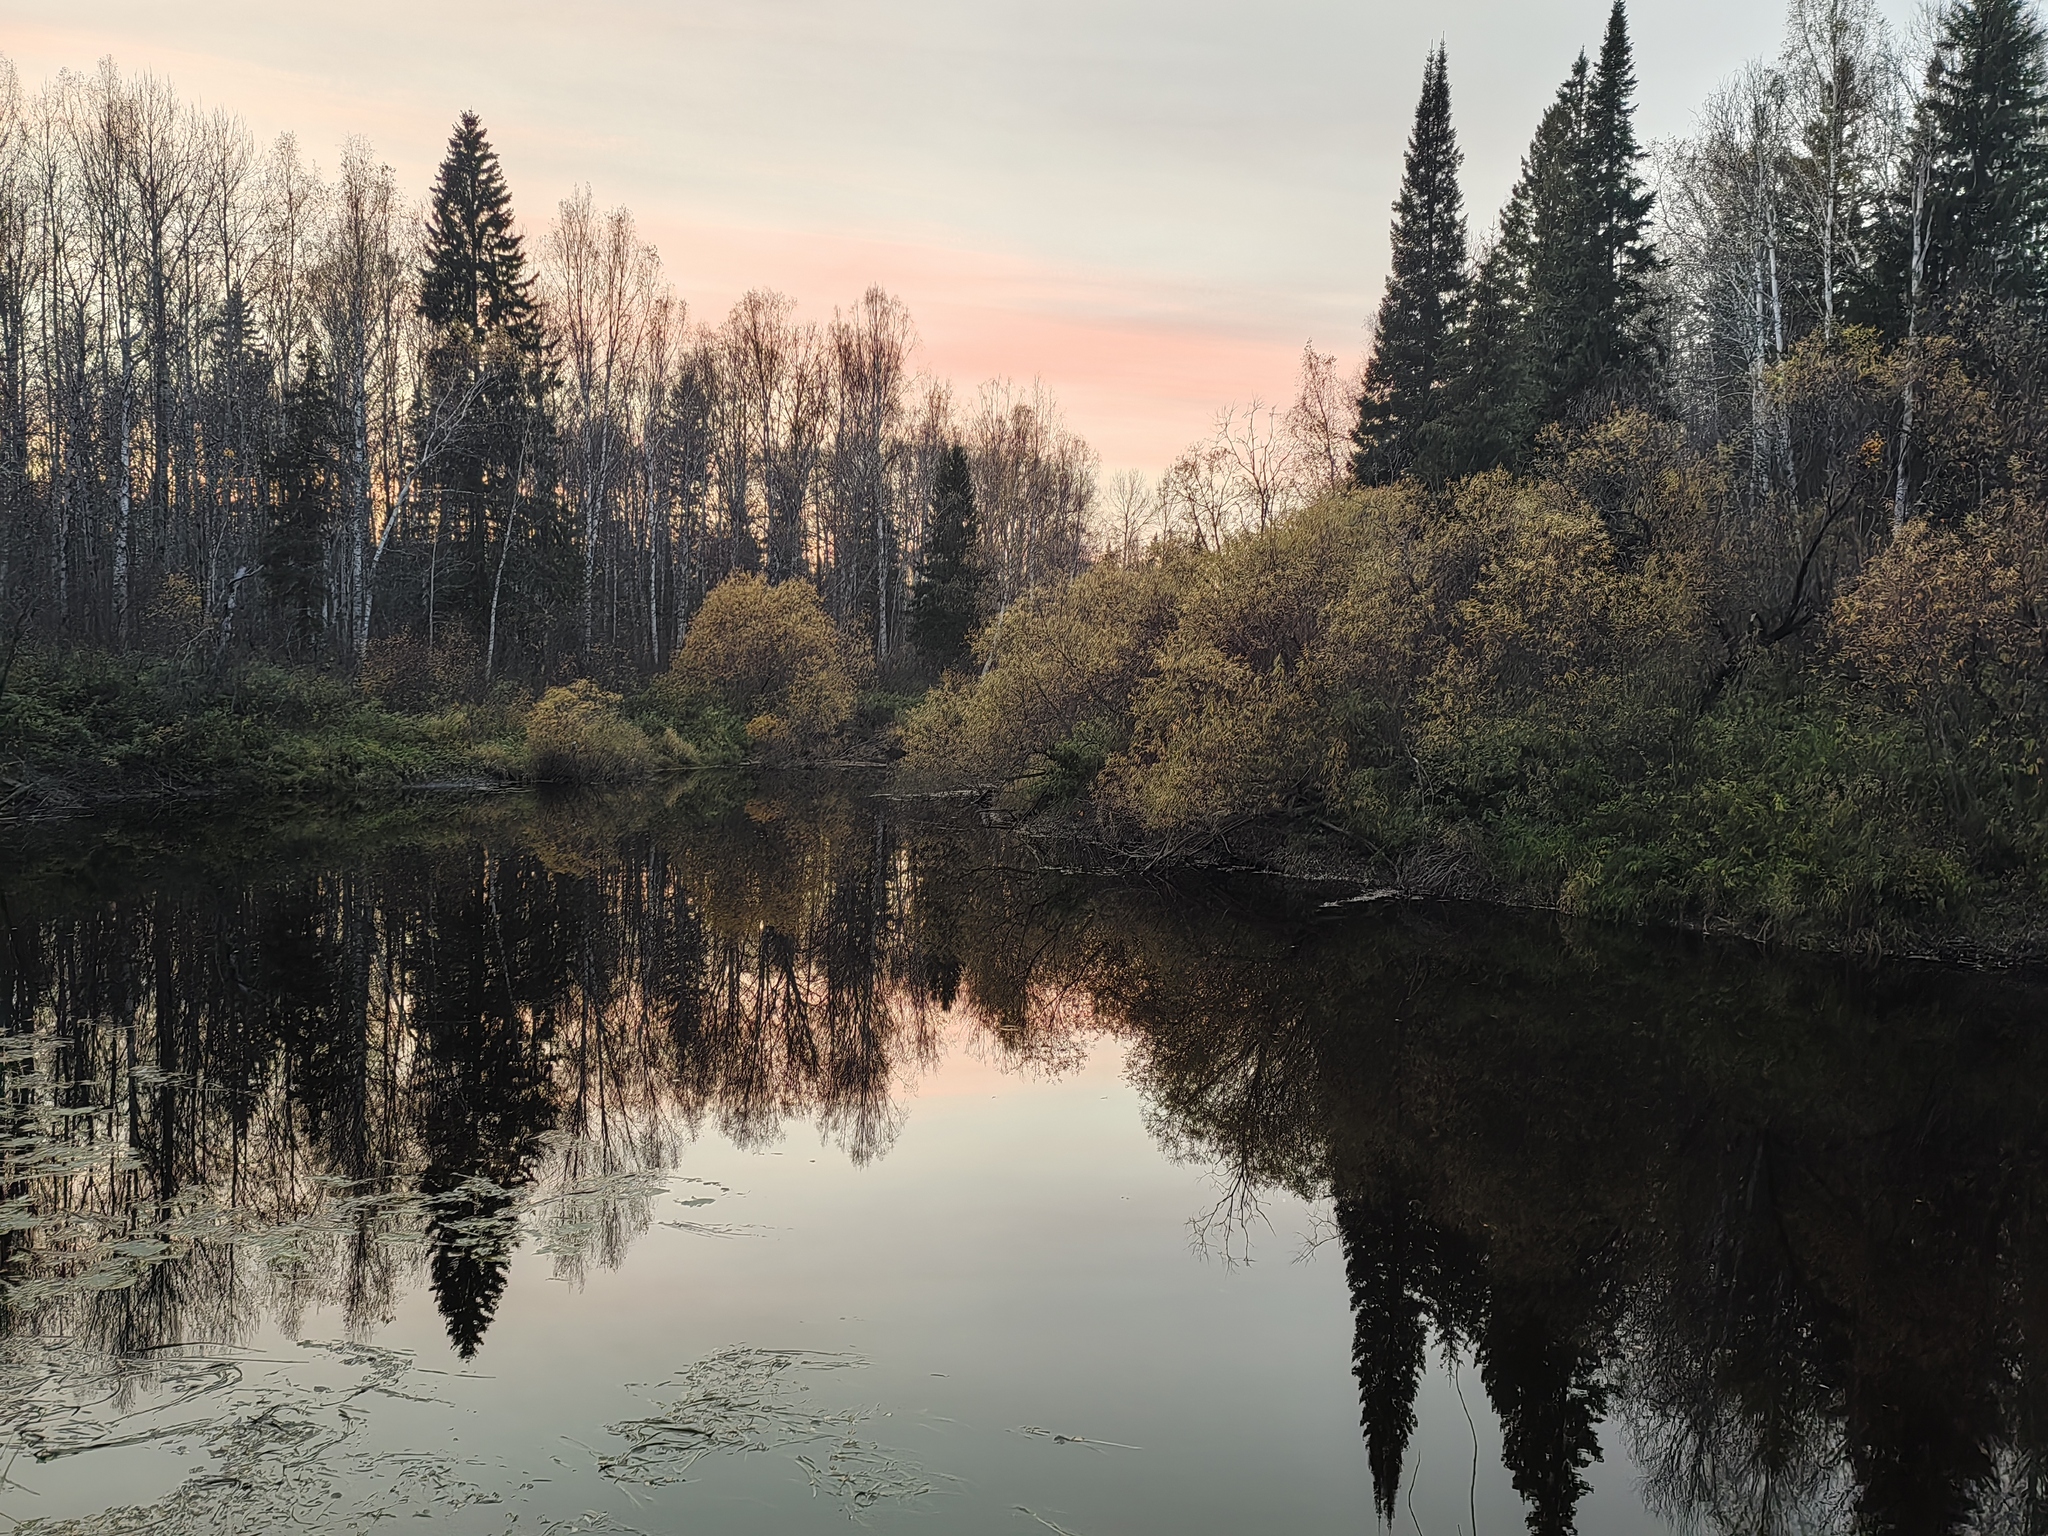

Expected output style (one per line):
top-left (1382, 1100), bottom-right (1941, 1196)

top-left (1437, 4), bottom-right (1660, 473)
top-left (1354, 47), bottom-right (1468, 487)
top-left (1515, 6), bottom-right (1660, 423)
top-left (912, 445), bottom-right (987, 667)
top-left (419, 112), bottom-right (542, 349)
top-left (1918, 0), bottom-right (2048, 310)
top-left (416, 112), bottom-right (560, 654)
top-left (1336, 1190), bottom-right (1431, 1524)
top-left (1432, 210), bottom-right (1539, 478)
top-left (265, 345), bottom-right (337, 656)
top-left (1520, 52), bottom-right (1605, 419)
top-left (1582, 1), bottom-right (1661, 397)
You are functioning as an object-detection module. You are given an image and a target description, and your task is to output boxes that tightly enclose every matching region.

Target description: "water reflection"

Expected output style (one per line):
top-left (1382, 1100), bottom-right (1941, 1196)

top-left (4, 788), bottom-right (2047, 1534)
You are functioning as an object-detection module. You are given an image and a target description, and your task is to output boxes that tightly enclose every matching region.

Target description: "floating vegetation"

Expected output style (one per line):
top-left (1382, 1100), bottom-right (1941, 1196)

top-left (0, 1337), bottom-right (527, 1535)
top-left (1014, 1506), bottom-right (1085, 1536)
top-left (0, 1038), bottom-right (775, 1533)
top-left (600, 1347), bottom-right (935, 1513)
top-left (0, 1335), bottom-right (943, 1532)
top-left (1015, 1425), bottom-right (1140, 1452)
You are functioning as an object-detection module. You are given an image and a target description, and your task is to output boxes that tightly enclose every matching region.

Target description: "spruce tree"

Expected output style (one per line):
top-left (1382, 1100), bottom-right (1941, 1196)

top-left (416, 112), bottom-right (556, 657)
top-left (1353, 46), bottom-right (1469, 486)
top-left (265, 344), bottom-right (336, 656)
top-left (1431, 210), bottom-right (1538, 477)
top-left (911, 445), bottom-right (985, 669)
top-left (1527, 10), bottom-right (1659, 421)
top-left (1434, 8), bottom-right (1661, 473)
top-left (1919, 0), bottom-right (2048, 309)
top-left (1582, 1), bottom-right (1660, 399)
top-left (1512, 53), bottom-right (1600, 429)
top-left (1433, 61), bottom-right (1584, 474)
top-left (420, 112), bottom-right (541, 349)
top-left (1336, 1189), bottom-right (1431, 1525)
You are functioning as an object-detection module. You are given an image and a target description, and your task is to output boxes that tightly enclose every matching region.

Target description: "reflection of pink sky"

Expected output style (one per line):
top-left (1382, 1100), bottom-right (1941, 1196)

top-left (902, 1012), bottom-right (1122, 1104)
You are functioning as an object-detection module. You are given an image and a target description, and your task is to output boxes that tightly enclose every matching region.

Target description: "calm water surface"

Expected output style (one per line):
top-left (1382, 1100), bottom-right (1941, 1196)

top-left (2, 785), bottom-right (2043, 1534)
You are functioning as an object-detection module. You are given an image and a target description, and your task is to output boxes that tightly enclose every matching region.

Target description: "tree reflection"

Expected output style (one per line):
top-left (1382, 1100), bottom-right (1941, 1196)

top-left (6, 799), bottom-right (2048, 1533)
top-left (1034, 888), bottom-right (2048, 1536)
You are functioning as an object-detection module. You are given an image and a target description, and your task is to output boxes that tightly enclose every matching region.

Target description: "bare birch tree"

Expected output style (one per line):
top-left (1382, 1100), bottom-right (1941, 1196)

top-left (545, 188), bottom-right (657, 654)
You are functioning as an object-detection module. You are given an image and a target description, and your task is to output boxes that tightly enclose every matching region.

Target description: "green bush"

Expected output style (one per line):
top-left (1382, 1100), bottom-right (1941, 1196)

top-left (900, 558), bottom-right (1185, 788)
top-left (902, 461), bottom-right (2042, 948)
top-left (0, 650), bottom-right (461, 816)
top-left (523, 681), bottom-right (654, 784)
top-left (653, 575), bottom-right (858, 756)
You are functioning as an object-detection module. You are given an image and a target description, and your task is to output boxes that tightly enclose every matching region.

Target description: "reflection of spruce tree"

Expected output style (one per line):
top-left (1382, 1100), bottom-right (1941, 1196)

top-left (923, 952), bottom-right (963, 1012)
top-left (411, 849), bottom-right (571, 1358)
top-left (253, 881), bottom-right (351, 1154)
top-left (1335, 1185), bottom-right (1432, 1524)
top-left (646, 848), bottom-right (709, 1067)
top-left (1478, 1287), bottom-right (1612, 1536)
top-left (819, 811), bottom-right (895, 1162)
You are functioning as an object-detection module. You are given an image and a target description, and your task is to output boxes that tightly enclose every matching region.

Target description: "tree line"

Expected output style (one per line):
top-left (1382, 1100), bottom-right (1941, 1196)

top-left (0, 68), bottom-right (1094, 684)
top-left (1352, 0), bottom-right (2046, 514)
top-left (5, 0), bottom-right (2045, 711)
top-left (1125, 0), bottom-right (2048, 572)
top-left (899, 0), bottom-right (2048, 950)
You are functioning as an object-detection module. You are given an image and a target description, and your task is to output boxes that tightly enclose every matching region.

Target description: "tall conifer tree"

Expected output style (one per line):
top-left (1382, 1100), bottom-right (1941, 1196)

top-left (265, 344), bottom-right (337, 657)
top-left (1435, 6), bottom-right (1660, 473)
top-left (416, 112), bottom-right (556, 656)
top-left (1432, 209), bottom-right (1538, 477)
top-left (1434, 59), bottom-right (1586, 474)
top-left (1354, 46), bottom-right (1469, 486)
top-left (421, 113), bottom-right (542, 349)
top-left (1583, 1), bottom-right (1660, 398)
top-left (1518, 53), bottom-right (1603, 422)
top-left (1916, 0), bottom-right (2048, 310)
top-left (911, 445), bottom-right (986, 669)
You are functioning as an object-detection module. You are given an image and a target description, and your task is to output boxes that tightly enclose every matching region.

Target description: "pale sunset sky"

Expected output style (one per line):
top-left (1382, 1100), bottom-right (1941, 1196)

top-left (7, 0), bottom-right (1918, 473)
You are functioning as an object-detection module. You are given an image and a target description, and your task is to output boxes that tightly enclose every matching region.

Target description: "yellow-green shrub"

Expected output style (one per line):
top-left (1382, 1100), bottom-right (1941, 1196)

top-left (1410, 474), bottom-right (1714, 799)
top-left (1832, 506), bottom-right (2048, 730)
top-left (900, 558), bottom-right (1186, 786)
top-left (1100, 496), bottom-right (1383, 826)
top-left (1104, 638), bottom-right (1324, 828)
top-left (524, 680), bottom-right (653, 783)
top-left (658, 575), bottom-right (857, 753)
top-left (914, 473), bottom-right (1723, 836)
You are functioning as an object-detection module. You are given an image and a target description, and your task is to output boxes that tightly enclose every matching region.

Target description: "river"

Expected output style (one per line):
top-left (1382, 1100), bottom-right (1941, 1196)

top-left (1, 781), bottom-right (2042, 1534)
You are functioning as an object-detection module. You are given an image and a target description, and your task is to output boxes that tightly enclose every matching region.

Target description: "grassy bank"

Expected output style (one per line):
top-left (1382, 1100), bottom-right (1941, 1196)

top-left (0, 649), bottom-right (882, 821)
top-left (0, 575), bottom-right (888, 821)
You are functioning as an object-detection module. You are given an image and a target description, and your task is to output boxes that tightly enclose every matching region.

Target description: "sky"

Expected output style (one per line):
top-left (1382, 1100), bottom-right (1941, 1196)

top-left (5, 0), bottom-right (1921, 475)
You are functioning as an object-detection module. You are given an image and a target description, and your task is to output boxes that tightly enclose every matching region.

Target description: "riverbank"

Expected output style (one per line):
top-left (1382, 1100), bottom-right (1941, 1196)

top-left (8, 615), bottom-right (2047, 968)
top-left (0, 644), bottom-right (904, 825)
top-left (896, 481), bottom-right (2048, 965)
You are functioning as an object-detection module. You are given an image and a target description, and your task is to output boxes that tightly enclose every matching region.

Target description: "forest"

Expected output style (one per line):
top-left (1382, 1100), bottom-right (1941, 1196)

top-left (903, 0), bottom-right (2048, 951)
top-left (2, 0), bottom-right (2047, 949)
